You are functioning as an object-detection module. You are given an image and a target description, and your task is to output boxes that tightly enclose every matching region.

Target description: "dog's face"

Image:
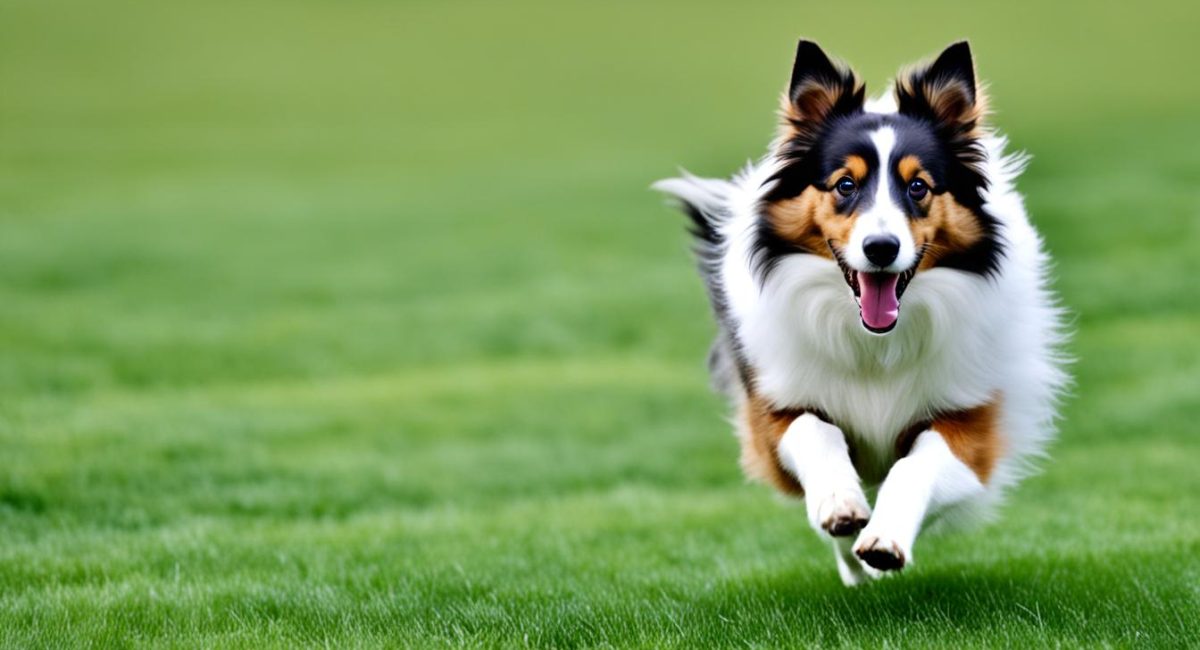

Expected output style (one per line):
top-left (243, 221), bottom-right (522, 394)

top-left (756, 41), bottom-right (1002, 334)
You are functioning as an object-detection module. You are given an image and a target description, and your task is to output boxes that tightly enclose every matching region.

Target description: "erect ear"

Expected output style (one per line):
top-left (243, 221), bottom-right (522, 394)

top-left (781, 40), bottom-right (864, 132)
top-left (896, 41), bottom-right (986, 135)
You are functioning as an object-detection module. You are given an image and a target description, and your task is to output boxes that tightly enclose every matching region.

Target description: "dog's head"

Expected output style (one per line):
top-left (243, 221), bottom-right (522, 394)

top-left (757, 40), bottom-right (1002, 334)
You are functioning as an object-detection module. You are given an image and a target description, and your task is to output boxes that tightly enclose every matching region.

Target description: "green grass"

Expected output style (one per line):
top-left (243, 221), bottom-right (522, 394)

top-left (1, 0), bottom-right (1198, 646)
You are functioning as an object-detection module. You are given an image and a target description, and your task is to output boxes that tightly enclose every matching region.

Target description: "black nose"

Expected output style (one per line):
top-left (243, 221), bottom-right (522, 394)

top-left (863, 234), bottom-right (900, 267)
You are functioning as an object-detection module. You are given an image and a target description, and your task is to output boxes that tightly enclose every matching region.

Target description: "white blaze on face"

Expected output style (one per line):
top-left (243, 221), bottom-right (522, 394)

top-left (845, 126), bottom-right (918, 273)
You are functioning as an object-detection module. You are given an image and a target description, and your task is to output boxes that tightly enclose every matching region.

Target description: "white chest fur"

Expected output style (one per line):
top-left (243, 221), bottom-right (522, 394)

top-left (703, 134), bottom-right (1064, 491)
top-left (722, 220), bottom-right (1010, 477)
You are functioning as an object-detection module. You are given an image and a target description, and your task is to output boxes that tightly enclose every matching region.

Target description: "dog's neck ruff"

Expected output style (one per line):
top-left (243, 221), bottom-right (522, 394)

top-left (716, 132), bottom-right (1036, 476)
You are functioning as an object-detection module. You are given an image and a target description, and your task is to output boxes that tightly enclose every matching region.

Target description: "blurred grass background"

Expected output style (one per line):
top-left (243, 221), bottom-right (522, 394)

top-left (1, 0), bottom-right (1197, 646)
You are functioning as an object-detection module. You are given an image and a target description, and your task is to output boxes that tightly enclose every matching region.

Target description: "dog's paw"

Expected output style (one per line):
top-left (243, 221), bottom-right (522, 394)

top-left (808, 488), bottom-right (871, 538)
top-left (833, 539), bottom-right (878, 587)
top-left (852, 533), bottom-right (908, 572)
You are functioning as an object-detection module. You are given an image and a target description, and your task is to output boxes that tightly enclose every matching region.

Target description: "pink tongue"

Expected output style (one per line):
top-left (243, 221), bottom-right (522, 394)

top-left (857, 272), bottom-right (900, 330)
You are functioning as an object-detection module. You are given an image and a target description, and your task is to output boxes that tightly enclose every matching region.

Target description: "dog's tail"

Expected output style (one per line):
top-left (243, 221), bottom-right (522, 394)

top-left (651, 172), bottom-right (734, 252)
top-left (653, 172), bottom-right (741, 398)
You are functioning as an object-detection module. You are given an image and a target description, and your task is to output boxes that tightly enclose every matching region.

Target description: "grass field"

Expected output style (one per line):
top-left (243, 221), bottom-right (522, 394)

top-left (1, 0), bottom-right (1198, 646)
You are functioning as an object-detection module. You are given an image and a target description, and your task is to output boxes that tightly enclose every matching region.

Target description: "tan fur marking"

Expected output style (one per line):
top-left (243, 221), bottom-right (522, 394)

top-left (778, 80), bottom-right (842, 141)
top-left (926, 81), bottom-right (980, 129)
top-left (897, 155), bottom-right (934, 186)
top-left (895, 74), bottom-right (990, 139)
top-left (738, 392), bottom-right (806, 496)
top-left (765, 186), bottom-right (854, 258)
top-left (783, 80), bottom-right (839, 123)
top-left (897, 155), bottom-right (922, 181)
top-left (911, 192), bottom-right (984, 270)
top-left (777, 73), bottom-right (865, 142)
top-left (844, 155), bottom-right (868, 181)
top-left (931, 397), bottom-right (1003, 483)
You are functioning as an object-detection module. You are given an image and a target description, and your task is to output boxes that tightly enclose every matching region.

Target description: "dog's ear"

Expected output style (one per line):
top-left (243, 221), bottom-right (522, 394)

top-left (766, 41), bottom-right (863, 202)
top-left (781, 40), bottom-right (864, 133)
top-left (896, 41), bottom-right (986, 136)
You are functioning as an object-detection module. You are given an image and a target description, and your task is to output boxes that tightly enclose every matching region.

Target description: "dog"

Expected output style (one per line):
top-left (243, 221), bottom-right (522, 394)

top-left (654, 40), bottom-right (1067, 585)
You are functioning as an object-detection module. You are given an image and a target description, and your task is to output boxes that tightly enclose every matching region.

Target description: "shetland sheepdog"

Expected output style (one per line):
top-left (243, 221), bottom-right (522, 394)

top-left (655, 41), bottom-right (1067, 585)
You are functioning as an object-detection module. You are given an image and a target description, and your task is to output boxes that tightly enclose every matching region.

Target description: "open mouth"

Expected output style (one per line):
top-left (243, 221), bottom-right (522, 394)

top-left (829, 243), bottom-right (923, 334)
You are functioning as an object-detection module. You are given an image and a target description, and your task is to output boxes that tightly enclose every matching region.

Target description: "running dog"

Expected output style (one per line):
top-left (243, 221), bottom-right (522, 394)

top-left (655, 40), bottom-right (1067, 585)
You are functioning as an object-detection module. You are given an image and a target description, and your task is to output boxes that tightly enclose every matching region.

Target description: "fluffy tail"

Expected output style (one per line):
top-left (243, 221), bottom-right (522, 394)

top-left (651, 172), bottom-right (734, 250)
top-left (653, 172), bottom-right (741, 397)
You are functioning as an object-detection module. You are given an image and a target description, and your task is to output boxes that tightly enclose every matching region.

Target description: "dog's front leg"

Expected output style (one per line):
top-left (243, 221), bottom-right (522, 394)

top-left (852, 427), bottom-right (988, 572)
top-left (776, 414), bottom-right (874, 586)
top-left (776, 414), bottom-right (871, 539)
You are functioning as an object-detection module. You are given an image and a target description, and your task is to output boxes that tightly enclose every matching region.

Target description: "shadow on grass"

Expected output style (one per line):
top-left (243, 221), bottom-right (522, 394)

top-left (684, 549), bottom-right (1196, 647)
top-left (403, 547), bottom-right (1195, 647)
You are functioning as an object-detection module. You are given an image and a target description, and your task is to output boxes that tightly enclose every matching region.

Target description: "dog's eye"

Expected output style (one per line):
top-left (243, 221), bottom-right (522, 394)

top-left (835, 177), bottom-right (857, 197)
top-left (907, 179), bottom-right (929, 200)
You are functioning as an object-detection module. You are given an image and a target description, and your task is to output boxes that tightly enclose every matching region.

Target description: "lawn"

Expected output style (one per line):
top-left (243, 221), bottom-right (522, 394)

top-left (1, 0), bottom-right (1198, 647)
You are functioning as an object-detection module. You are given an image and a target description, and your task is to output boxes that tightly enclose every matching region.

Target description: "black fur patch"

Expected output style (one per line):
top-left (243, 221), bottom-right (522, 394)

top-left (667, 193), bottom-right (754, 391)
top-left (755, 113), bottom-right (1004, 281)
top-left (894, 42), bottom-right (1004, 276)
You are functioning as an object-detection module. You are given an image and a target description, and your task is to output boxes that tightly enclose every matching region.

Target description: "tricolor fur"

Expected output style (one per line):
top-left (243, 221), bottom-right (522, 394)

top-left (655, 40), bottom-right (1067, 585)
